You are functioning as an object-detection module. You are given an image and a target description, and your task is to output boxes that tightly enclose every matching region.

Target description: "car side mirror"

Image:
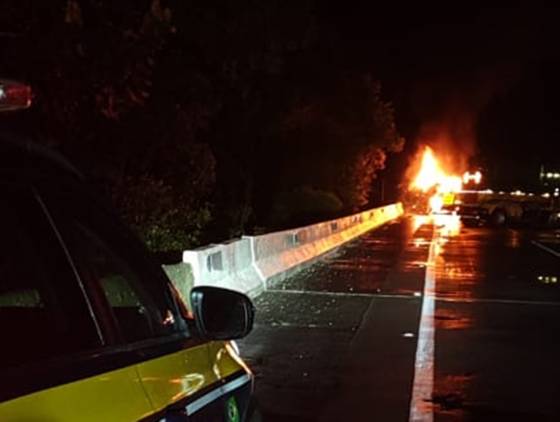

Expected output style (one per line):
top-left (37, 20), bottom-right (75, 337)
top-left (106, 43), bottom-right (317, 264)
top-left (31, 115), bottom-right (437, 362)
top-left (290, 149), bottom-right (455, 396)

top-left (190, 286), bottom-right (255, 340)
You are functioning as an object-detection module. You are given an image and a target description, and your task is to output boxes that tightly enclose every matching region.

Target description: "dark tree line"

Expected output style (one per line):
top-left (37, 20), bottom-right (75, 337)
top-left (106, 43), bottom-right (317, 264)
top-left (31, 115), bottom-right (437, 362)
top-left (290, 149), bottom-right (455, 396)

top-left (0, 0), bottom-right (404, 254)
top-left (476, 61), bottom-right (560, 190)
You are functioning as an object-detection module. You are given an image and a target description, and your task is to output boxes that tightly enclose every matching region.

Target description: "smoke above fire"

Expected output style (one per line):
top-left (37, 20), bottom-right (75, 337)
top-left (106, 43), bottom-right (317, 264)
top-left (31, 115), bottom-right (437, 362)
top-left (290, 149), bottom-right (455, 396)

top-left (404, 63), bottom-right (521, 185)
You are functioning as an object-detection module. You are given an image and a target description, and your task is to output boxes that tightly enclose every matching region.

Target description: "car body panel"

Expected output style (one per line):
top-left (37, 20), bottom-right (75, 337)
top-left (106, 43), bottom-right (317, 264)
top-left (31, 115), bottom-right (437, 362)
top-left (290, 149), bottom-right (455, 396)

top-left (0, 341), bottom-right (252, 421)
top-left (0, 364), bottom-right (153, 421)
top-left (0, 138), bottom-right (255, 420)
top-left (136, 341), bottom-right (252, 418)
top-left (135, 343), bottom-right (213, 412)
top-left (206, 341), bottom-right (253, 383)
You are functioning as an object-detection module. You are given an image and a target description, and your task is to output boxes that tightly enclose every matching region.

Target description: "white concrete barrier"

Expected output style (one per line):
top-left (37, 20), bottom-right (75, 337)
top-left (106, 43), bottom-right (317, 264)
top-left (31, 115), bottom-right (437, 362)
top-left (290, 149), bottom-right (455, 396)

top-left (248, 203), bottom-right (403, 286)
top-left (182, 238), bottom-right (264, 298)
top-left (180, 203), bottom-right (403, 297)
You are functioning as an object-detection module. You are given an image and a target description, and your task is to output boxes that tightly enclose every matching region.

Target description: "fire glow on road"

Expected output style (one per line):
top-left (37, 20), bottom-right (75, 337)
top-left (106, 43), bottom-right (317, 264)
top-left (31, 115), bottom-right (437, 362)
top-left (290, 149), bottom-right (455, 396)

top-left (409, 214), bottom-right (461, 422)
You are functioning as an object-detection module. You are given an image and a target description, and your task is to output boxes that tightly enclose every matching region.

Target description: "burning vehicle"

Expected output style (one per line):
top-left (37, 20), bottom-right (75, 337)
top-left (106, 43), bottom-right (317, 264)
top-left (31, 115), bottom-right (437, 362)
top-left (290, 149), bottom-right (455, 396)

top-left (441, 190), bottom-right (558, 227)
top-left (405, 146), bottom-right (464, 215)
top-left (406, 146), bottom-right (560, 227)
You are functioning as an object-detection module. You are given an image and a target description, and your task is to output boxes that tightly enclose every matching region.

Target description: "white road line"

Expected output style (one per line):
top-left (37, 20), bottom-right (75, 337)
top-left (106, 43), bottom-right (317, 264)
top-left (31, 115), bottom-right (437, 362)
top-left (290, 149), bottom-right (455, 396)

top-left (531, 240), bottom-right (560, 258)
top-left (409, 225), bottom-right (437, 422)
top-left (266, 288), bottom-right (419, 300)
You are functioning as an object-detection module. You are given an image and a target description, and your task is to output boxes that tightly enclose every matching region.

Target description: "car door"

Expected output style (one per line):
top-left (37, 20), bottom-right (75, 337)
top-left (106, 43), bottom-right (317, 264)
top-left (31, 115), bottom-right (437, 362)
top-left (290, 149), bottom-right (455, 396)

top-left (38, 181), bottom-right (252, 421)
top-left (0, 183), bottom-right (154, 421)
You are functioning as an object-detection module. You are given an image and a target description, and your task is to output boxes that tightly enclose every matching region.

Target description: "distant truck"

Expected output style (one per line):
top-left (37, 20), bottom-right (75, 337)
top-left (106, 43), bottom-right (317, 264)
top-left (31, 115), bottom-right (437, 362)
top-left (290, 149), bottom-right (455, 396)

top-left (440, 190), bottom-right (560, 227)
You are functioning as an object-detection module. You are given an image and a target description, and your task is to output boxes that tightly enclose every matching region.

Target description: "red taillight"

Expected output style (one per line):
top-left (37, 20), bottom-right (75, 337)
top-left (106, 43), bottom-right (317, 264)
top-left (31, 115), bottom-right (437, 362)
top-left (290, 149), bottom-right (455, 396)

top-left (0, 80), bottom-right (33, 111)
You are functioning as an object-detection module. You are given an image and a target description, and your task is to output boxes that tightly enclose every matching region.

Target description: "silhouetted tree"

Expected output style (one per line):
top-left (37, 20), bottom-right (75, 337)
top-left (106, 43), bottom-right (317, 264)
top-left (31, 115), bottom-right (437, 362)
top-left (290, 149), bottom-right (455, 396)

top-left (0, 0), bottom-right (405, 249)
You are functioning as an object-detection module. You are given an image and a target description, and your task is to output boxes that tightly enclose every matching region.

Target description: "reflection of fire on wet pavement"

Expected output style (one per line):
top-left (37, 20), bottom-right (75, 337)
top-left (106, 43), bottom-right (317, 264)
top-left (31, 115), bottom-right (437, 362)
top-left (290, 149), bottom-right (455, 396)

top-left (435, 308), bottom-right (472, 330)
top-left (240, 210), bottom-right (560, 421)
top-left (430, 373), bottom-right (474, 412)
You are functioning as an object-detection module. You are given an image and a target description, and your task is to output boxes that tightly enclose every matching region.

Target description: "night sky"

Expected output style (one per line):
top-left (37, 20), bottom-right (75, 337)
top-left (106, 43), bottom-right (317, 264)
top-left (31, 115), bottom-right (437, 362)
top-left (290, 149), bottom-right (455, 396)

top-left (319, 3), bottom-right (560, 189)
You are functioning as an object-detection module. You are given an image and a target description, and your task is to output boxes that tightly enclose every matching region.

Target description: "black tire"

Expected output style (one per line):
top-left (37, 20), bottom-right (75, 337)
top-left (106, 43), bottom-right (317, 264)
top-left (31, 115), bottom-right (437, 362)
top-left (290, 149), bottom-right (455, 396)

top-left (490, 209), bottom-right (507, 227)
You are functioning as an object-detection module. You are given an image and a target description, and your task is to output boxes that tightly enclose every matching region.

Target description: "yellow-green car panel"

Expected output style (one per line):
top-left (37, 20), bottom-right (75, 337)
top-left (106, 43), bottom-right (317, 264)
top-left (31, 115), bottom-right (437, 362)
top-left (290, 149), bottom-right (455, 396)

top-left (135, 341), bottom-right (249, 413)
top-left (0, 364), bottom-right (153, 422)
top-left (134, 343), bottom-right (214, 412)
top-left (206, 341), bottom-right (253, 383)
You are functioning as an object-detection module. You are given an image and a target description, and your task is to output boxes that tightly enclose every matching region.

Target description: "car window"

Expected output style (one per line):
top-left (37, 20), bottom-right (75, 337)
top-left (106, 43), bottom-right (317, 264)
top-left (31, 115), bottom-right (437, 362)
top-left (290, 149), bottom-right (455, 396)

top-left (44, 187), bottom-right (186, 344)
top-left (0, 188), bottom-right (101, 369)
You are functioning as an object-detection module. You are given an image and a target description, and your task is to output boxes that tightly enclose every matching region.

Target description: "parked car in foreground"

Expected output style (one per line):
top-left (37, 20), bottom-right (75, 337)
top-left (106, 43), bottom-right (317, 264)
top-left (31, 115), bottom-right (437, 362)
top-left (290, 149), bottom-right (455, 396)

top-left (0, 80), bottom-right (258, 421)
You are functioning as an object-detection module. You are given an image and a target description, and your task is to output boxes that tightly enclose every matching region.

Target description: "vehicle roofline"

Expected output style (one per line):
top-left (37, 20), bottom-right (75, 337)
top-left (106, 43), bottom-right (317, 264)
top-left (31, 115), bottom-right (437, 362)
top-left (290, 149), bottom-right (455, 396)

top-left (0, 132), bottom-right (85, 181)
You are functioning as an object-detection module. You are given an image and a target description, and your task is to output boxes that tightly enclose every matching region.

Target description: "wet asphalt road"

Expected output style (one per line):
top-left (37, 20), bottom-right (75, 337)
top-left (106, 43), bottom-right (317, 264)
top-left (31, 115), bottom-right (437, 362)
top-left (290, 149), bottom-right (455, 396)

top-left (237, 216), bottom-right (560, 422)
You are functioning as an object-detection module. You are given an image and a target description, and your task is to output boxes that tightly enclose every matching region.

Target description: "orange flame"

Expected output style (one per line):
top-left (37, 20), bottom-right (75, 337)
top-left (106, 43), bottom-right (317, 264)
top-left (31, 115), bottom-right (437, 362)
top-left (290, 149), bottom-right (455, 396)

top-left (411, 147), bottom-right (462, 193)
top-left (410, 146), bottom-right (463, 212)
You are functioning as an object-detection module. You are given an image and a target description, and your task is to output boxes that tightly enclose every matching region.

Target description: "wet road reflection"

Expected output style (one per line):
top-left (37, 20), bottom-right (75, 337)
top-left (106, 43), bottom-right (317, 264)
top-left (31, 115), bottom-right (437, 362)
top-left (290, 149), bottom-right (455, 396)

top-left (430, 218), bottom-right (560, 421)
top-left (434, 224), bottom-right (560, 303)
top-left (277, 218), bottom-right (432, 296)
top-left (434, 307), bottom-right (472, 330)
top-left (240, 215), bottom-right (560, 421)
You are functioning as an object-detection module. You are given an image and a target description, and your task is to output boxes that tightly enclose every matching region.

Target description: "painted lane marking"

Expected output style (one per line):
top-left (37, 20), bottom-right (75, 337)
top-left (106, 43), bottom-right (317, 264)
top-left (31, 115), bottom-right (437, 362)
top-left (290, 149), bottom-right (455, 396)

top-left (531, 240), bottom-right (560, 258)
top-left (409, 225), bottom-right (437, 422)
top-left (266, 288), bottom-right (420, 300)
